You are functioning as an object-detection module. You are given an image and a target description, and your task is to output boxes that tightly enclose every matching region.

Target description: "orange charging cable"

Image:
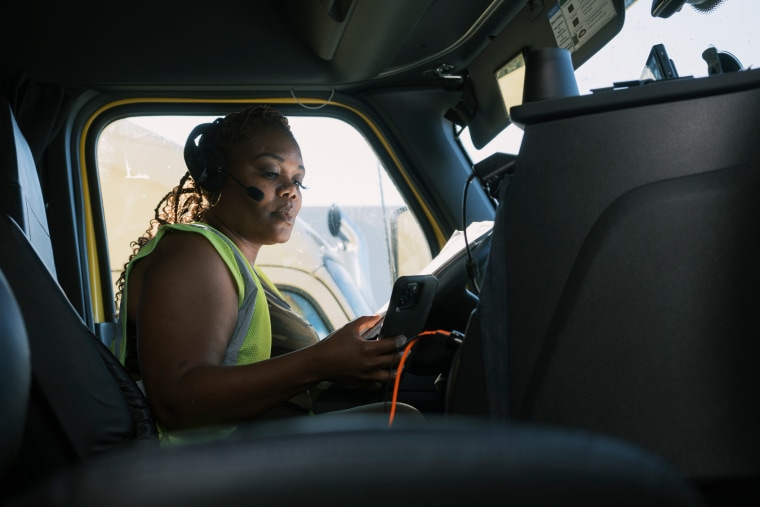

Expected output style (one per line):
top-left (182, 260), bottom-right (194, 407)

top-left (388, 330), bottom-right (451, 426)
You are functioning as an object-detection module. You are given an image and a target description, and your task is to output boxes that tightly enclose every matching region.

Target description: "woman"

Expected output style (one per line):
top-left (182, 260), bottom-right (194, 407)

top-left (112, 105), bottom-right (411, 440)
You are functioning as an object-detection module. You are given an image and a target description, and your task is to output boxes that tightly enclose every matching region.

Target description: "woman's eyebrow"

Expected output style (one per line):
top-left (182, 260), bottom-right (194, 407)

top-left (253, 152), bottom-right (305, 171)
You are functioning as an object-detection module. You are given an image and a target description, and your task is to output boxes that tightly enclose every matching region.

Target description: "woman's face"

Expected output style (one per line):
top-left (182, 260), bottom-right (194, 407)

top-left (216, 128), bottom-right (305, 247)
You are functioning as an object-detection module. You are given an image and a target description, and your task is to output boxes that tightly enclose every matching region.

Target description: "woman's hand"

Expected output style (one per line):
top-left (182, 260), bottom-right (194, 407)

top-left (311, 315), bottom-right (407, 388)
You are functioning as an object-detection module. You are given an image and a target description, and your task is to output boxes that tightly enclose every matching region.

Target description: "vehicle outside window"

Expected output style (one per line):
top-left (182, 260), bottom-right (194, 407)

top-left (461, 0), bottom-right (759, 162)
top-left (96, 115), bottom-right (432, 336)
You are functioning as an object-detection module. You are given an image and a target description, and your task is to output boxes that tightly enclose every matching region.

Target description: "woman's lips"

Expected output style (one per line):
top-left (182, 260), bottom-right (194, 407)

top-left (272, 206), bottom-right (296, 223)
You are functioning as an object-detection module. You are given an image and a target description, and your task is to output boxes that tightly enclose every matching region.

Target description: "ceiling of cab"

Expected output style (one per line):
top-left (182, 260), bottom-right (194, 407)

top-left (1, 0), bottom-right (523, 92)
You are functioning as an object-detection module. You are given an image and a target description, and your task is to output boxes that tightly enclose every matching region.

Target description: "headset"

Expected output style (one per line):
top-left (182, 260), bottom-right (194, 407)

top-left (183, 119), bottom-right (264, 201)
top-left (184, 120), bottom-right (226, 193)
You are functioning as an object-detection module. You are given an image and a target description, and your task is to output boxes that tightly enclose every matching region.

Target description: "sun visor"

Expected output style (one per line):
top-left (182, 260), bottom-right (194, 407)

top-left (464, 0), bottom-right (626, 149)
top-left (284, 0), bottom-right (435, 82)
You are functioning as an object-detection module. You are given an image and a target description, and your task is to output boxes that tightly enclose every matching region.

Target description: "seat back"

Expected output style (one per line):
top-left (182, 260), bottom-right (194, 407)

top-left (470, 69), bottom-right (760, 479)
top-left (0, 216), bottom-right (158, 495)
top-left (0, 96), bottom-right (157, 495)
top-left (0, 267), bottom-right (31, 497)
top-left (0, 95), bottom-right (57, 277)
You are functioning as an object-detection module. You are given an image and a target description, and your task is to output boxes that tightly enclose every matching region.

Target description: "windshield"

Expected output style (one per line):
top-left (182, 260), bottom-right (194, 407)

top-left (576, 0), bottom-right (758, 91)
top-left (462, 0), bottom-right (759, 162)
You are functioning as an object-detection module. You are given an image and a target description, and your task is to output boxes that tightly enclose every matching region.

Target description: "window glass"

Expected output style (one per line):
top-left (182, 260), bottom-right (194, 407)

top-left (461, 0), bottom-right (758, 163)
top-left (97, 114), bottom-right (432, 333)
top-left (459, 124), bottom-right (524, 164)
top-left (279, 289), bottom-right (331, 339)
top-left (575, 0), bottom-right (759, 93)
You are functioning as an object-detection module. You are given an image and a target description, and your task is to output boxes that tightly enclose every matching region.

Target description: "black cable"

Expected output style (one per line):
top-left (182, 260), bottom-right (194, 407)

top-left (462, 172), bottom-right (480, 294)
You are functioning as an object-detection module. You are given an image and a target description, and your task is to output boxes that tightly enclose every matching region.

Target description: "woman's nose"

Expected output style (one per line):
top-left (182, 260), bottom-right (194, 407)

top-left (279, 180), bottom-right (299, 199)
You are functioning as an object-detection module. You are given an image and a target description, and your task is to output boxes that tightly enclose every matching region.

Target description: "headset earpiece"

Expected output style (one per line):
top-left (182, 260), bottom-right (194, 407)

top-left (184, 120), bottom-right (227, 193)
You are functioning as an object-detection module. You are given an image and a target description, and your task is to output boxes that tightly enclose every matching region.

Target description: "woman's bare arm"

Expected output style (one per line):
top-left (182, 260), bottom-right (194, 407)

top-left (133, 231), bottom-right (402, 431)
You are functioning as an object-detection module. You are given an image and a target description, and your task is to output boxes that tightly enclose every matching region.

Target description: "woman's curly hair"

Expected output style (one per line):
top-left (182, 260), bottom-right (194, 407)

top-left (114, 104), bottom-right (293, 308)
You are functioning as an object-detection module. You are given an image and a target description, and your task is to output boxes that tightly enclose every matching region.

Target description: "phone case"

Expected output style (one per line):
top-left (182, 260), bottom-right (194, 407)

top-left (365, 274), bottom-right (438, 340)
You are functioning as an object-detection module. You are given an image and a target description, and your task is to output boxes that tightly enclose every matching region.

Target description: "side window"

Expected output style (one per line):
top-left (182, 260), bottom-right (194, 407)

top-left (97, 114), bottom-right (432, 334)
top-left (278, 288), bottom-right (331, 339)
top-left (459, 124), bottom-right (524, 163)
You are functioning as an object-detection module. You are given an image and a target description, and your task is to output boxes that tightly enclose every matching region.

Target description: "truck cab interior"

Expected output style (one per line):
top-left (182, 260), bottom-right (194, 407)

top-left (1, 0), bottom-right (757, 505)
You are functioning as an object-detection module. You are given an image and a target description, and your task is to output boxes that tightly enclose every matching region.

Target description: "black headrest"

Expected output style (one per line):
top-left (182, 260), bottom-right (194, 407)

top-left (21, 415), bottom-right (704, 507)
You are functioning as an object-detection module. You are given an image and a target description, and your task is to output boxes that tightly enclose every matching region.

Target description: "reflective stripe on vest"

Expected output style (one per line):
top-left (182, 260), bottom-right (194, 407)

top-left (112, 222), bottom-right (272, 369)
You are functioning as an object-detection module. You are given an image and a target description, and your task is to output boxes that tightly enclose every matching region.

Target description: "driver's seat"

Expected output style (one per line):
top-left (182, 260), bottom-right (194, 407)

top-left (471, 66), bottom-right (760, 491)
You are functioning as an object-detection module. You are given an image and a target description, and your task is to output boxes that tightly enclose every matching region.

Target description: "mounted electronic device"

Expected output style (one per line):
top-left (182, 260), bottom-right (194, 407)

top-left (651, 0), bottom-right (725, 18)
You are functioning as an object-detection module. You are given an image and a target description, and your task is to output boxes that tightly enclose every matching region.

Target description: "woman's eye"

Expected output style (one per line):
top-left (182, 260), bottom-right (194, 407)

top-left (294, 180), bottom-right (308, 190)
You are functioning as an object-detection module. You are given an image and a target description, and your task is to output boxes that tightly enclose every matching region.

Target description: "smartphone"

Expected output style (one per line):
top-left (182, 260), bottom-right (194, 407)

top-left (643, 43), bottom-right (679, 81)
top-left (363, 274), bottom-right (438, 340)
